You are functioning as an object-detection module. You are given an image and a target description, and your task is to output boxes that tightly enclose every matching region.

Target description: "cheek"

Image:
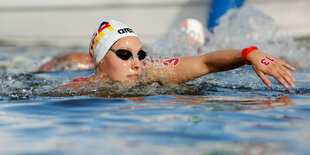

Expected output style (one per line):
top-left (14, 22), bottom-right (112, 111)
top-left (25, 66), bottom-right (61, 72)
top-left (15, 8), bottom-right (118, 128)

top-left (106, 59), bottom-right (131, 79)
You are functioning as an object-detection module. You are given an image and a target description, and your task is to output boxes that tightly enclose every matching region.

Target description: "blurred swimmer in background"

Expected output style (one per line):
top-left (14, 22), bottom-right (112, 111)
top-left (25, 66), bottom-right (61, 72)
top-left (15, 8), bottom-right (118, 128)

top-left (38, 53), bottom-right (94, 72)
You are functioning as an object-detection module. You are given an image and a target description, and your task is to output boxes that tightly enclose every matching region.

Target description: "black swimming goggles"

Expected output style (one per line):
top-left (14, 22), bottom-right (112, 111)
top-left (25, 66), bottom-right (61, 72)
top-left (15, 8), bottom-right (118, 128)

top-left (109, 48), bottom-right (147, 61)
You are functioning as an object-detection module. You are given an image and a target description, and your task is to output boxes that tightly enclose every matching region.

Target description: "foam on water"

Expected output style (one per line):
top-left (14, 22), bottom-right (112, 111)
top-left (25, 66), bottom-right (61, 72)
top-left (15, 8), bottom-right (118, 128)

top-left (1, 68), bottom-right (309, 100)
top-left (0, 73), bottom-right (59, 100)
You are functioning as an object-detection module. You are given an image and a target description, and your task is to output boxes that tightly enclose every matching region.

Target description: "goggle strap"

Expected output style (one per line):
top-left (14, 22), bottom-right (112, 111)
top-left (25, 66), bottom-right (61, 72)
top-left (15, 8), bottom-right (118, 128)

top-left (110, 48), bottom-right (118, 53)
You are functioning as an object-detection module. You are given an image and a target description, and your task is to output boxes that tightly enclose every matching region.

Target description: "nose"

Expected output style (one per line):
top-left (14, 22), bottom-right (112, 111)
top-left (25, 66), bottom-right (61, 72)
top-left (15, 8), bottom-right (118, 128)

top-left (130, 56), bottom-right (142, 70)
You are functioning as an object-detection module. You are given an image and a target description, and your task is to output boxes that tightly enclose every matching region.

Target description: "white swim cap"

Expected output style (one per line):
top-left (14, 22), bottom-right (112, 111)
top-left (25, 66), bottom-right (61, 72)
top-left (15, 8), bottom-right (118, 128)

top-left (179, 18), bottom-right (205, 46)
top-left (89, 20), bottom-right (138, 64)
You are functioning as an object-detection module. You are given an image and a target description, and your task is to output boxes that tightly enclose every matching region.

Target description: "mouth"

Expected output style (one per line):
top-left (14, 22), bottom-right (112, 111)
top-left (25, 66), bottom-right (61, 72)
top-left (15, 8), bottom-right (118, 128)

top-left (127, 74), bottom-right (139, 79)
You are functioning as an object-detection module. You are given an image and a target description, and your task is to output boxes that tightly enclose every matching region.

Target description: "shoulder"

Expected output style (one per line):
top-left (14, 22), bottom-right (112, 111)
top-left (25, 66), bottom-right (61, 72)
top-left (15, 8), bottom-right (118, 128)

top-left (72, 77), bottom-right (93, 83)
top-left (55, 77), bottom-right (93, 90)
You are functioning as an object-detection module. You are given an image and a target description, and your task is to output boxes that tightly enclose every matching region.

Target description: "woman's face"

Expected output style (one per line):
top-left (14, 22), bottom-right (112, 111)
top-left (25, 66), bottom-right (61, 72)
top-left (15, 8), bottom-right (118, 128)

top-left (98, 36), bottom-right (144, 83)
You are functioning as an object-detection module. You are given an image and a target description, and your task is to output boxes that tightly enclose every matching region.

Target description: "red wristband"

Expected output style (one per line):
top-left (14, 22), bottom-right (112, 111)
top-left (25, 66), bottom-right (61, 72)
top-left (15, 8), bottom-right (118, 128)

top-left (242, 46), bottom-right (258, 64)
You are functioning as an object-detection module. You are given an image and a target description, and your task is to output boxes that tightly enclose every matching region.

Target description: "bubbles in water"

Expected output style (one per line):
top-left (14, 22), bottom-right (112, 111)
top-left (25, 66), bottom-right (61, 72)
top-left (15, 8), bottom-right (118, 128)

top-left (48, 82), bottom-right (204, 98)
top-left (0, 73), bottom-right (61, 100)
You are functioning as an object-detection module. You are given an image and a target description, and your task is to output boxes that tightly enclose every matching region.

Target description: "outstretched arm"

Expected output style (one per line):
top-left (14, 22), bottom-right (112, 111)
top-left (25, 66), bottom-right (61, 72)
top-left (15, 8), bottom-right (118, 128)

top-left (145, 48), bottom-right (296, 88)
top-left (145, 50), bottom-right (244, 84)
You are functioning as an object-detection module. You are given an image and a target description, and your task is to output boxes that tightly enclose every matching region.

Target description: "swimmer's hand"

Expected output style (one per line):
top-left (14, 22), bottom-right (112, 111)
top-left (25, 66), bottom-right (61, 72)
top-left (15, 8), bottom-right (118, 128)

top-left (247, 50), bottom-right (296, 88)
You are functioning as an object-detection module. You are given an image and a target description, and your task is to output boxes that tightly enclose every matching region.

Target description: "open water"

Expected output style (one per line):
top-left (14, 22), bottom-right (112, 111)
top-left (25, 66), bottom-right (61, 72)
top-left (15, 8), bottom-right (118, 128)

top-left (0, 5), bottom-right (309, 155)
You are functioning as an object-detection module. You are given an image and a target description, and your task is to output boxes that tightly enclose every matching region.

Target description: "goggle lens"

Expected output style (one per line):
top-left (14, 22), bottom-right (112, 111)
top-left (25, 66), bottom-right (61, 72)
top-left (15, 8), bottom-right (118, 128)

top-left (110, 48), bottom-right (146, 61)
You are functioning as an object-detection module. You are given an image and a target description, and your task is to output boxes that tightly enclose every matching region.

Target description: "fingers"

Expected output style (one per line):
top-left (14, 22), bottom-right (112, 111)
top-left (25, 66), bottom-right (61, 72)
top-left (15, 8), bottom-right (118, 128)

top-left (279, 66), bottom-right (296, 88)
top-left (257, 72), bottom-right (272, 88)
top-left (282, 74), bottom-right (296, 88)
top-left (267, 59), bottom-right (296, 88)
top-left (259, 67), bottom-right (295, 88)
top-left (284, 68), bottom-right (296, 82)
top-left (253, 55), bottom-right (297, 88)
top-left (279, 61), bottom-right (296, 87)
top-left (284, 63), bottom-right (296, 71)
top-left (273, 66), bottom-right (296, 88)
top-left (279, 59), bottom-right (296, 71)
top-left (275, 73), bottom-right (290, 88)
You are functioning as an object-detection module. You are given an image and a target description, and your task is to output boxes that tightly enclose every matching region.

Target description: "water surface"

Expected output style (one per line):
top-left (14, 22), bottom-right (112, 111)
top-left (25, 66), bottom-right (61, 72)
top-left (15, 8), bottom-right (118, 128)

top-left (0, 5), bottom-right (310, 155)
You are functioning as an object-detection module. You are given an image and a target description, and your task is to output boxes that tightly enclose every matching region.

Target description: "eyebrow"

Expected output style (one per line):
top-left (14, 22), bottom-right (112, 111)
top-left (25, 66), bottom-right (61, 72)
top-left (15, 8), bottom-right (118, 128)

top-left (115, 47), bottom-right (143, 51)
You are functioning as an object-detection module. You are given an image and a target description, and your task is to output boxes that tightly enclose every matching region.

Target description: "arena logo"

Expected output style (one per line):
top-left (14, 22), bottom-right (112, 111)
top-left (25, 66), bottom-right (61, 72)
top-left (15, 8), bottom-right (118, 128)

top-left (118, 28), bottom-right (134, 34)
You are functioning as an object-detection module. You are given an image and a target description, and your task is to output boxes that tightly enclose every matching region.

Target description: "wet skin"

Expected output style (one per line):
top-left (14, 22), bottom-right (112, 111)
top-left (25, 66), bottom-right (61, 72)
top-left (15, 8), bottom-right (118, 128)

top-left (59, 36), bottom-right (296, 90)
top-left (92, 36), bottom-right (143, 84)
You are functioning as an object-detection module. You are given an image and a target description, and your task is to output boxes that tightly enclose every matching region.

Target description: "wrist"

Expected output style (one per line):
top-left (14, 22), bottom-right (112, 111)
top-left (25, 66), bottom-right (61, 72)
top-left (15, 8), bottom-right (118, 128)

top-left (242, 46), bottom-right (258, 64)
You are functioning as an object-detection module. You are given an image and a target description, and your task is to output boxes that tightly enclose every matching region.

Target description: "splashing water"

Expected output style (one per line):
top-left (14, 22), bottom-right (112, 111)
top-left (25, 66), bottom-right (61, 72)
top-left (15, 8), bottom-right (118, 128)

top-left (147, 29), bottom-right (201, 58)
top-left (147, 5), bottom-right (310, 69)
top-left (203, 5), bottom-right (310, 69)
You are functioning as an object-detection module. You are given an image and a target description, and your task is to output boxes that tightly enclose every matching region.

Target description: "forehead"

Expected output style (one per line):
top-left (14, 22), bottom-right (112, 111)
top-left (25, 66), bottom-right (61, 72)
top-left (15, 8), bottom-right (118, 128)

top-left (113, 36), bottom-right (142, 49)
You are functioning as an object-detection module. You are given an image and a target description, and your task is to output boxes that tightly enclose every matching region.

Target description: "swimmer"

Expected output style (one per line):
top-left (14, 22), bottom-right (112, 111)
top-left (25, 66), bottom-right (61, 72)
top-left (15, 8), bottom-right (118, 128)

top-left (39, 53), bottom-right (95, 72)
top-left (148, 18), bottom-right (206, 57)
top-left (58, 20), bottom-right (296, 90)
top-left (179, 18), bottom-right (206, 54)
top-left (39, 18), bottom-right (204, 71)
